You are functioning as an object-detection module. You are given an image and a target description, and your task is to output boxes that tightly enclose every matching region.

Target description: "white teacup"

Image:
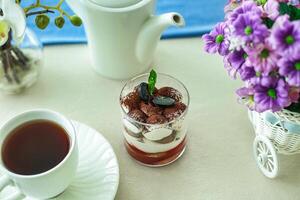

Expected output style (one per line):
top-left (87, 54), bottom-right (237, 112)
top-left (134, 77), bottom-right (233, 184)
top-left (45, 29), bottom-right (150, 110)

top-left (0, 110), bottom-right (78, 199)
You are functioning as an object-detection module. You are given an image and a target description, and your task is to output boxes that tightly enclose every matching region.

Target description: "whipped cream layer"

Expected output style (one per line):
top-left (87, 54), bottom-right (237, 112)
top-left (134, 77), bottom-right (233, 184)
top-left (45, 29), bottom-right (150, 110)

top-left (123, 126), bottom-right (187, 154)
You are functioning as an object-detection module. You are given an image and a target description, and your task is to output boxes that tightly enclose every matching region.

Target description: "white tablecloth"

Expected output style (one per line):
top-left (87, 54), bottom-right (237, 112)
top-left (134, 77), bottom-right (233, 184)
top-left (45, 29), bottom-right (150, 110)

top-left (1, 38), bottom-right (300, 200)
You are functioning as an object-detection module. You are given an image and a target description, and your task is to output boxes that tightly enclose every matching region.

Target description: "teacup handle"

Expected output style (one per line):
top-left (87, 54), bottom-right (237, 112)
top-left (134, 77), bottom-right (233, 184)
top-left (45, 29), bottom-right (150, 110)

top-left (4, 190), bottom-right (24, 200)
top-left (0, 175), bottom-right (25, 200)
top-left (0, 175), bottom-right (11, 190)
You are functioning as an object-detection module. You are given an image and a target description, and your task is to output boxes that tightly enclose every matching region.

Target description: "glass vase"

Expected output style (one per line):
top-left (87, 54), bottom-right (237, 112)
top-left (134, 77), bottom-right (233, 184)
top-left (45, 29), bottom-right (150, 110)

top-left (0, 28), bottom-right (43, 94)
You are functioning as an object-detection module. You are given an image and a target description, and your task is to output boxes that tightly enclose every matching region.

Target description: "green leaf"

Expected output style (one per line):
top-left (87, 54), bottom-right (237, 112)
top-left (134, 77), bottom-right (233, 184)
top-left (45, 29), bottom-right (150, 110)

top-left (262, 17), bottom-right (274, 29)
top-left (290, 4), bottom-right (300, 20)
top-left (279, 2), bottom-right (300, 21)
top-left (148, 69), bottom-right (157, 96)
top-left (286, 102), bottom-right (300, 113)
top-left (279, 2), bottom-right (291, 16)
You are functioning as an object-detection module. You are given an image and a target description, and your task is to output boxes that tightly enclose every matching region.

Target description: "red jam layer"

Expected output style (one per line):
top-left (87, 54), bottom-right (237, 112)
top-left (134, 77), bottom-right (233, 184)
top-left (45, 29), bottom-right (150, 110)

top-left (125, 137), bottom-right (187, 166)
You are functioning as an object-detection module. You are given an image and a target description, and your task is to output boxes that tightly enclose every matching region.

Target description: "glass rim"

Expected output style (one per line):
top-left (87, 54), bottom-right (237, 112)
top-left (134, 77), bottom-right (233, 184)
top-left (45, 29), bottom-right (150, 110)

top-left (119, 72), bottom-right (190, 126)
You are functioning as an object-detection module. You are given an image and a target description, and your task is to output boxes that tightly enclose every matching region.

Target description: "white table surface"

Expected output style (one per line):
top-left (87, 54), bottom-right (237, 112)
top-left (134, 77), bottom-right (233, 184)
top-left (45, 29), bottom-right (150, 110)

top-left (1, 38), bottom-right (300, 200)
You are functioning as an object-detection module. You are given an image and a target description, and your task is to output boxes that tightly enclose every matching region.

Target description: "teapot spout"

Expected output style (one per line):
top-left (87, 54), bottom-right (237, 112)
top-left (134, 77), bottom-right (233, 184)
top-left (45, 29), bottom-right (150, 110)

top-left (136, 13), bottom-right (185, 63)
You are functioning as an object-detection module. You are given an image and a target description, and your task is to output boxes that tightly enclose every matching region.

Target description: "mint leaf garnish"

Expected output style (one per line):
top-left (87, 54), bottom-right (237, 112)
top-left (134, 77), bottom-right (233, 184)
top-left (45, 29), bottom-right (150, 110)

top-left (148, 69), bottom-right (157, 96)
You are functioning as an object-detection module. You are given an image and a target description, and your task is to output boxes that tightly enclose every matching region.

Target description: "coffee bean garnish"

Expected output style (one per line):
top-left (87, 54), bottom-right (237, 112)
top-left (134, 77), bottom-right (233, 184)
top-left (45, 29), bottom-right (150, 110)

top-left (152, 96), bottom-right (176, 107)
top-left (137, 82), bottom-right (150, 102)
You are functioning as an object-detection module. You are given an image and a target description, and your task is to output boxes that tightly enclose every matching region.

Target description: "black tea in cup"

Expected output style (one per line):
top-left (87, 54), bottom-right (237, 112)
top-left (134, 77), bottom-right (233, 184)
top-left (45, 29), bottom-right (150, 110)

top-left (2, 120), bottom-right (70, 175)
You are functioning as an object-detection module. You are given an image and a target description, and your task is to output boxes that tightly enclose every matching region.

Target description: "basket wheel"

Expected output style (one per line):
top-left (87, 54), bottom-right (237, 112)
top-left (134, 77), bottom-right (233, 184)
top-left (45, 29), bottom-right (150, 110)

top-left (253, 135), bottom-right (278, 178)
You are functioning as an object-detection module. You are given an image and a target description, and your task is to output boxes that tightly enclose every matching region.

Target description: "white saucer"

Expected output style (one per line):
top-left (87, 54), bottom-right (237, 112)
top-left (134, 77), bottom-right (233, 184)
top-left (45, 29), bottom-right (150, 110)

top-left (0, 121), bottom-right (120, 200)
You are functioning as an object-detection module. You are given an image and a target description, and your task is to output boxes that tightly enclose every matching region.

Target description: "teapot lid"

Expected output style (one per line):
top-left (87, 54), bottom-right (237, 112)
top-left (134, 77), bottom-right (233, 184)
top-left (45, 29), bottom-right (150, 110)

top-left (88, 0), bottom-right (142, 8)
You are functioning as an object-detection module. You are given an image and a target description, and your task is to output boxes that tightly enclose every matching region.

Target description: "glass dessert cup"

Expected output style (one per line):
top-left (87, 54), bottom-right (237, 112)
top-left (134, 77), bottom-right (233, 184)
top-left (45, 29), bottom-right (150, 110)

top-left (120, 73), bottom-right (190, 167)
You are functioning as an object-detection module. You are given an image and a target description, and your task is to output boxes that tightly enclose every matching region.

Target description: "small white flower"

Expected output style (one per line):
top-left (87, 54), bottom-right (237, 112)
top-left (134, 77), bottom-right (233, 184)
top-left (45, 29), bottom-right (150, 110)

top-left (0, 20), bottom-right (9, 46)
top-left (227, 26), bottom-right (245, 51)
top-left (0, 0), bottom-right (26, 46)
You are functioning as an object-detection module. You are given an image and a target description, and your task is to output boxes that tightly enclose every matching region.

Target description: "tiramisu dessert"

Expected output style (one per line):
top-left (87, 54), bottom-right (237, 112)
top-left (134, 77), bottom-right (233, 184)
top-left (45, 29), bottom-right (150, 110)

top-left (120, 70), bottom-right (189, 166)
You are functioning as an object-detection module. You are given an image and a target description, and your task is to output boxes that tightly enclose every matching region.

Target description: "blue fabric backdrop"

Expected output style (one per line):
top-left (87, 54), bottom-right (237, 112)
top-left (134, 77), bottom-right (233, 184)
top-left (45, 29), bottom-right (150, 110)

top-left (25, 0), bottom-right (228, 45)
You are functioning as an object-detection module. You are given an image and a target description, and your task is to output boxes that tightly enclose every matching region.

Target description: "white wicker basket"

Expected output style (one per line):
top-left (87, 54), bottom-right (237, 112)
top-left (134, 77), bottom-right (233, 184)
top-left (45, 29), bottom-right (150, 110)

top-left (249, 109), bottom-right (300, 178)
top-left (250, 109), bottom-right (300, 155)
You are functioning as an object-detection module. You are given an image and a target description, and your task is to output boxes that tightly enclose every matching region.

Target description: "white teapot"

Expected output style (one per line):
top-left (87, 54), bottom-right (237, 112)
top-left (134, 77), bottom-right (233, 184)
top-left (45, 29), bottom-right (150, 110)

top-left (66, 0), bottom-right (185, 79)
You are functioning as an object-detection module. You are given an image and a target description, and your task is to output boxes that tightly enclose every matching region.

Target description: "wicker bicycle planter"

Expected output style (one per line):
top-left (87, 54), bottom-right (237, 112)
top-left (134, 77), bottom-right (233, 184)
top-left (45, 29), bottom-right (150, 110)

top-left (249, 109), bottom-right (300, 178)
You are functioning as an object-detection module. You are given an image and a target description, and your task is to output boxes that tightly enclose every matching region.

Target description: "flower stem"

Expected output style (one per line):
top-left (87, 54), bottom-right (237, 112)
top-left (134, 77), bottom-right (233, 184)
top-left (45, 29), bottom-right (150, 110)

top-left (0, 32), bottom-right (30, 84)
top-left (23, 0), bottom-right (71, 18)
top-left (26, 9), bottom-right (55, 17)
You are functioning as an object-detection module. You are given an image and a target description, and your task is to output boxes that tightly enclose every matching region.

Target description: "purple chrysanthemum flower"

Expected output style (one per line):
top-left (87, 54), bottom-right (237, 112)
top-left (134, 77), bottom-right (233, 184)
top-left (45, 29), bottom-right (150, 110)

top-left (224, 0), bottom-right (244, 15)
top-left (254, 77), bottom-right (291, 112)
top-left (245, 43), bottom-right (279, 75)
top-left (263, 0), bottom-right (280, 20)
top-left (236, 86), bottom-right (256, 110)
top-left (288, 0), bottom-right (300, 7)
top-left (269, 15), bottom-right (300, 57)
top-left (227, 49), bottom-right (247, 69)
top-left (239, 64), bottom-right (257, 81)
top-left (233, 14), bottom-right (269, 44)
top-left (278, 54), bottom-right (300, 87)
top-left (203, 23), bottom-right (230, 56)
top-left (250, 73), bottom-right (277, 86)
top-left (224, 49), bottom-right (248, 78)
top-left (224, 56), bottom-right (238, 79)
top-left (228, 1), bottom-right (262, 23)
top-left (225, 54), bottom-right (263, 82)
